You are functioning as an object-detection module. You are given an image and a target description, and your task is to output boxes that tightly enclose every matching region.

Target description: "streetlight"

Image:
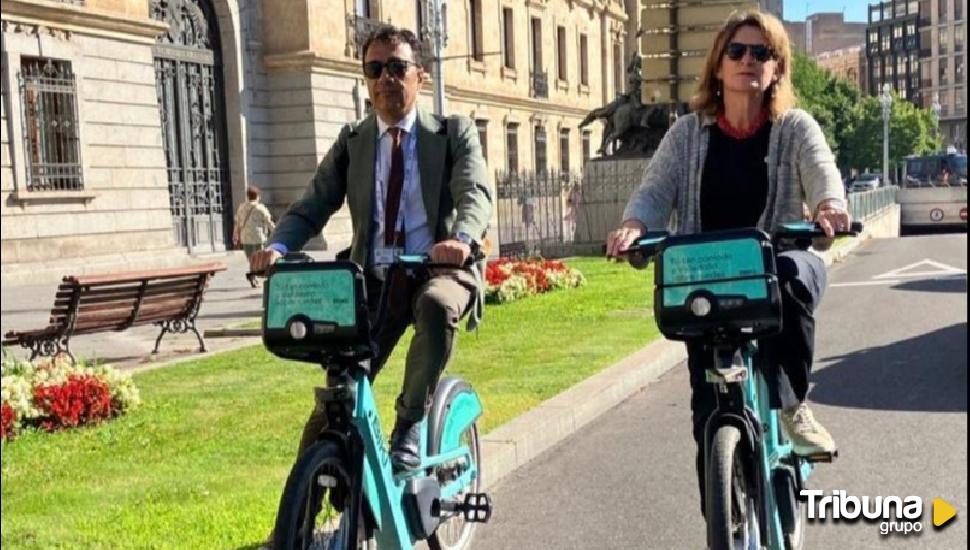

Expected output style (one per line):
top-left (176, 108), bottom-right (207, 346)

top-left (931, 92), bottom-right (942, 147)
top-left (880, 83), bottom-right (893, 185)
top-left (421, 0), bottom-right (448, 115)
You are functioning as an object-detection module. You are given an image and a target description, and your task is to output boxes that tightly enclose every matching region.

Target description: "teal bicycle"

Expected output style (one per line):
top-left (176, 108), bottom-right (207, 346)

top-left (626, 221), bottom-right (861, 550)
top-left (262, 254), bottom-right (492, 550)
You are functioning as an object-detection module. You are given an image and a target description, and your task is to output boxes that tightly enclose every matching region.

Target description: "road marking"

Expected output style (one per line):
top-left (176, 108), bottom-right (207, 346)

top-left (830, 280), bottom-right (902, 288)
top-left (872, 259), bottom-right (966, 280)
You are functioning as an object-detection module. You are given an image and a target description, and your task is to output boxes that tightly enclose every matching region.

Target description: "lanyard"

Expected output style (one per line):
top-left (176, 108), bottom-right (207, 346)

top-left (376, 128), bottom-right (419, 243)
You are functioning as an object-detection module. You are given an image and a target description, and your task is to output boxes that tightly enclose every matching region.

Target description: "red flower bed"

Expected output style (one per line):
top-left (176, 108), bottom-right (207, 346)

top-left (485, 257), bottom-right (586, 303)
top-left (32, 374), bottom-right (114, 432)
top-left (0, 402), bottom-right (15, 440)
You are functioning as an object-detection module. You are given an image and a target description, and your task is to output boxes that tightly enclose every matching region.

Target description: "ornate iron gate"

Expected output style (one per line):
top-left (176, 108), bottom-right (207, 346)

top-left (151, 0), bottom-right (229, 252)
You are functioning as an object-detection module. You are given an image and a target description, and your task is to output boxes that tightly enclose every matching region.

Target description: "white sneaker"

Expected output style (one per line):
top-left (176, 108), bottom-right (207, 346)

top-left (781, 402), bottom-right (837, 456)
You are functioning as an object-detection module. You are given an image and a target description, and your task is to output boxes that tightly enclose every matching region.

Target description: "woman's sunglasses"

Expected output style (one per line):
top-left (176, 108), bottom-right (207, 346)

top-left (725, 42), bottom-right (775, 63)
top-left (362, 58), bottom-right (417, 80)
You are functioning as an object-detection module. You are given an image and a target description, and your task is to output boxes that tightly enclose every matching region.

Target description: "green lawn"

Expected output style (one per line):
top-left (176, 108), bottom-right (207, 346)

top-left (1, 257), bottom-right (661, 549)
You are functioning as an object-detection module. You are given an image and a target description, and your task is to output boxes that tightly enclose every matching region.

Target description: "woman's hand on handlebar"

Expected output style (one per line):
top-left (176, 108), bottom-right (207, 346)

top-left (814, 199), bottom-right (852, 239)
top-left (606, 220), bottom-right (647, 259)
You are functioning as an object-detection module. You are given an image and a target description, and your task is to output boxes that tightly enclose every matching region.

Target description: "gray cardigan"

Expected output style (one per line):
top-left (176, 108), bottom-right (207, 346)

top-left (622, 108), bottom-right (846, 234)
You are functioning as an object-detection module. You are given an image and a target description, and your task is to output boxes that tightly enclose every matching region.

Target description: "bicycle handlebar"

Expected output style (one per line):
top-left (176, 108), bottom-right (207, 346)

top-left (619, 221), bottom-right (865, 270)
top-left (247, 250), bottom-right (485, 280)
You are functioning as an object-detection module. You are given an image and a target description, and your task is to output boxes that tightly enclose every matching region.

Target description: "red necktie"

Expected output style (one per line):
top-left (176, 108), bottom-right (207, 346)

top-left (384, 127), bottom-right (405, 246)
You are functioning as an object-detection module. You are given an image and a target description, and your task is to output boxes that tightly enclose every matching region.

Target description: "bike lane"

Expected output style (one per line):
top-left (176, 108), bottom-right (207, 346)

top-left (474, 232), bottom-right (967, 550)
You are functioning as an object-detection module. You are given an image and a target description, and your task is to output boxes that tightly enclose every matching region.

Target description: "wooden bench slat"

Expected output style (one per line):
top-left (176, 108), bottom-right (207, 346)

top-left (12, 262), bottom-right (226, 361)
top-left (61, 282), bottom-right (202, 307)
top-left (68, 262), bottom-right (226, 285)
top-left (56, 297), bottom-right (194, 323)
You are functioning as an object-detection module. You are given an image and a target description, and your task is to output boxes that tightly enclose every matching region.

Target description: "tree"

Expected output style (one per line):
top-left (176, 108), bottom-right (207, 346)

top-left (842, 94), bottom-right (942, 176)
top-left (791, 52), bottom-right (942, 178)
top-left (791, 53), bottom-right (861, 172)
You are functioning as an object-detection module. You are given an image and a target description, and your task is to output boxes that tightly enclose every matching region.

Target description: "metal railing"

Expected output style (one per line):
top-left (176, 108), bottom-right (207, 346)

top-left (346, 15), bottom-right (385, 59)
top-left (494, 160), bottom-right (647, 258)
top-left (531, 71), bottom-right (549, 98)
top-left (18, 58), bottom-right (84, 192)
top-left (847, 185), bottom-right (898, 221)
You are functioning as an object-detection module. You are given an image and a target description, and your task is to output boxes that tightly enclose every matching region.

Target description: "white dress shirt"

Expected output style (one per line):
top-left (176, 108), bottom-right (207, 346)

top-left (372, 108), bottom-right (434, 265)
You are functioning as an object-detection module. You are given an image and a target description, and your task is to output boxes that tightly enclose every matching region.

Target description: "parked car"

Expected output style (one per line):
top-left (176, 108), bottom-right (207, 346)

top-left (850, 173), bottom-right (882, 192)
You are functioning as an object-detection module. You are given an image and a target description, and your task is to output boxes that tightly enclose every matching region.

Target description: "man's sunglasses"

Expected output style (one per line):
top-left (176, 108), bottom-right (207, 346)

top-left (724, 42), bottom-right (775, 63)
top-left (362, 58), bottom-right (417, 79)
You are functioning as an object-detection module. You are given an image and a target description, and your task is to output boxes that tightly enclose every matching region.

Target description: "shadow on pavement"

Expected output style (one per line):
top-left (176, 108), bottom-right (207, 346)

top-left (891, 275), bottom-right (967, 294)
top-left (197, 310), bottom-right (264, 320)
top-left (811, 322), bottom-right (967, 413)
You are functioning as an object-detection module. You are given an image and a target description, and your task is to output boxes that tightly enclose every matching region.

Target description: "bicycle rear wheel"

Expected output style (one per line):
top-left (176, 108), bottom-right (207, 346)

top-left (428, 380), bottom-right (483, 550)
top-left (272, 439), bottom-right (374, 550)
top-left (706, 425), bottom-right (760, 550)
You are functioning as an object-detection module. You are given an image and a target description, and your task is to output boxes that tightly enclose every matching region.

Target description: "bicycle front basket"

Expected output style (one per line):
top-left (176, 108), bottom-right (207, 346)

top-left (654, 229), bottom-right (782, 341)
top-left (262, 261), bottom-right (370, 362)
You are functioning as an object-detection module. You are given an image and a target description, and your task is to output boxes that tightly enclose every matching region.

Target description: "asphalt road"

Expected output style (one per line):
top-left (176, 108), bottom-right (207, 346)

top-left (474, 231), bottom-right (968, 550)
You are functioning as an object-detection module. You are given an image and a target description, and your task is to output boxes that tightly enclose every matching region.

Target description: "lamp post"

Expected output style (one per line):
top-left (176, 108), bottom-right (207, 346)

top-left (880, 83), bottom-right (893, 185)
top-left (423, 0), bottom-right (448, 116)
top-left (931, 92), bottom-right (942, 148)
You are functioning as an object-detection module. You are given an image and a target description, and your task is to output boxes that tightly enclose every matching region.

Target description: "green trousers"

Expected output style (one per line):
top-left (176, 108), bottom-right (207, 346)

top-left (296, 268), bottom-right (476, 456)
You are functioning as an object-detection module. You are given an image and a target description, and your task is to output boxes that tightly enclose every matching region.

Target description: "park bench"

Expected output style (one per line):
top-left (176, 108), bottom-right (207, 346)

top-left (2, 262), bottom-right (227, 364)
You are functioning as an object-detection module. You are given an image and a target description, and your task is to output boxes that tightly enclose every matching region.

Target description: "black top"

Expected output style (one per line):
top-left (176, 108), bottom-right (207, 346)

top-left (700, 121), bottom-right (772, 232)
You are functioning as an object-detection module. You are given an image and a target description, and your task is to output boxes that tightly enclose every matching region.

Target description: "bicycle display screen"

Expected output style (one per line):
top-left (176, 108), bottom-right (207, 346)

top-left (660, 238), bottom-right (769, 306)
top-left (266, 269), bottom-right (358, 329)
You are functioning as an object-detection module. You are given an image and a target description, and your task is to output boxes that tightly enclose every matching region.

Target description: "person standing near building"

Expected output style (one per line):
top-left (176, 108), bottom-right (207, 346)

top-left (233, 185), bottom-right (276, 287)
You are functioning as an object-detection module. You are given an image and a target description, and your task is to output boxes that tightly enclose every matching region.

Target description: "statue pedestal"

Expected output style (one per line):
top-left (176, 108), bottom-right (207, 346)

top-left (571, 156), bottom-right (652, 248)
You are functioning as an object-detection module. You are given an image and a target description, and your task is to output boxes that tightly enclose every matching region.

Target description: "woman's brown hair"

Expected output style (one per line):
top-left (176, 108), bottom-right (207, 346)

top-left (689, 10), bottom-right (796, 120)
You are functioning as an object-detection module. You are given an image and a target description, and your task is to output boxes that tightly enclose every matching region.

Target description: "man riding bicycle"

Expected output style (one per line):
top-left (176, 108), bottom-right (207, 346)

top-left (606, 10), bottom-right (850, 512)
top-left (250, 25), bottom-right (491, 472)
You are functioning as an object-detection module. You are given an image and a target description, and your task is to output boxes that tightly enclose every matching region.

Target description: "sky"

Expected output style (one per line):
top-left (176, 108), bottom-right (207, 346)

top-left (783, 0), bottom-right (870, 22)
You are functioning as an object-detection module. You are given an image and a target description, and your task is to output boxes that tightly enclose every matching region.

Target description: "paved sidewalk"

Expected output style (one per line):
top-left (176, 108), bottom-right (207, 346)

top-left (0, 250), bottom-right (330, 371)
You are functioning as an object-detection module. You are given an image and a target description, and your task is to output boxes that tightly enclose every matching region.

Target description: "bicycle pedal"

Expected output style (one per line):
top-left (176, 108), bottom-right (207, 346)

top-left (438, 493), bottom-right (493, 523)
top-left (461, 492), bottom-right (492, 523)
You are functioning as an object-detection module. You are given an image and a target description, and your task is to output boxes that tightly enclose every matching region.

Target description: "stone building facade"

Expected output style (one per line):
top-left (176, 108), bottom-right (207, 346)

top-left (916, 0), bottom-right (967, 150)
top-left (1, 0), bottom-right (625, 283)
top-left (815, 45), bottom-right (868, 93)
top-left (785, 12), bottom-right (867, 56)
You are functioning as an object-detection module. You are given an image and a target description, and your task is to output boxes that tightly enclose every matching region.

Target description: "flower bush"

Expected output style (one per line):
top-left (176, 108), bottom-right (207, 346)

top-left (485, 257), bottom-right (586, 304)
top-left (1, 355), bottom-right (140, 440)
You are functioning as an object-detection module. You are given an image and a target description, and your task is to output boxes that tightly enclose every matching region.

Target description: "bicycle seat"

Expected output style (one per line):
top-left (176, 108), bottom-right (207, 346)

top-left (261, 260), bottom-right (372, 363)
top-left (653, 229), bottom-right (783, 344)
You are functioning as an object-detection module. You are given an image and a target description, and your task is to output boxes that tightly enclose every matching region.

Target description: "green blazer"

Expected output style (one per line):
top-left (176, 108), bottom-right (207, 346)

top-left (269, 108), bottom-right (492, 326)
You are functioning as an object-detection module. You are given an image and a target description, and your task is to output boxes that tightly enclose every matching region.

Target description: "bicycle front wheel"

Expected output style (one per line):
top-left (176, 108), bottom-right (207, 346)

top-left (706, 425), bottom-right (760, 550)
top-left (272, 439), bottom-right (374, 550)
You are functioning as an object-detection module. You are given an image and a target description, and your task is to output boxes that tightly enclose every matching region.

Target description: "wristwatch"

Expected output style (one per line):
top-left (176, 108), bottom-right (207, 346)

top-left (451, 231), bottom-right (476, 246)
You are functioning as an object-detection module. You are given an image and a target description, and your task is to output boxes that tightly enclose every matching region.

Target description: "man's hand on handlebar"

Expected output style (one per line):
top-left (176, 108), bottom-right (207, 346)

top-left (430, 239), bottom-right (471, 267)
top-left (250, 248), bottom-right (282, 275)
top-left (606, 219), bottom-right (647, 259)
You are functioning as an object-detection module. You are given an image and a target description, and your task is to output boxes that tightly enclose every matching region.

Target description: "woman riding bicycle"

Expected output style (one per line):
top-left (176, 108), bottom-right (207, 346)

top-left (606, 10), bottom-right (851, 512)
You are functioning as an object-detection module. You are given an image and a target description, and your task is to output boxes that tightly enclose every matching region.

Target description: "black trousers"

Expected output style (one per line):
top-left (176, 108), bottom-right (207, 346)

top-left (685, 249), bottom-right (827, 513)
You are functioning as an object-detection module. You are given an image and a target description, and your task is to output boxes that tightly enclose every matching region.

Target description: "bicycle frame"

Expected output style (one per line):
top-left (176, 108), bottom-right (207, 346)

top-left (706, 343), bottom-right (813, 550)
top-left (327, 365), bottom-right (483, 550)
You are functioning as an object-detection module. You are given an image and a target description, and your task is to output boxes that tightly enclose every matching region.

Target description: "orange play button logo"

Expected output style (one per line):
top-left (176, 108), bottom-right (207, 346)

top-left (933, 498), bottom-right (957, 528)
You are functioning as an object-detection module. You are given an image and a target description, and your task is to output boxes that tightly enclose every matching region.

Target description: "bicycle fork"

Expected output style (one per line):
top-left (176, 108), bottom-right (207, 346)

top-left (704, 346), bottom-right (781, 549)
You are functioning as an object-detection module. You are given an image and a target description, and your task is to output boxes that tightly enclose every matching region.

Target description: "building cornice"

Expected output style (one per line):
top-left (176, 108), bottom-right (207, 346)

top-left (263, 52), bottom-right (602, 119)
top-left (263, 50), bottom-right (361, 74)
top-left (0, 0), bottom-right (167, 44)
top-left (447, 85), bottom-right (594, 118)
